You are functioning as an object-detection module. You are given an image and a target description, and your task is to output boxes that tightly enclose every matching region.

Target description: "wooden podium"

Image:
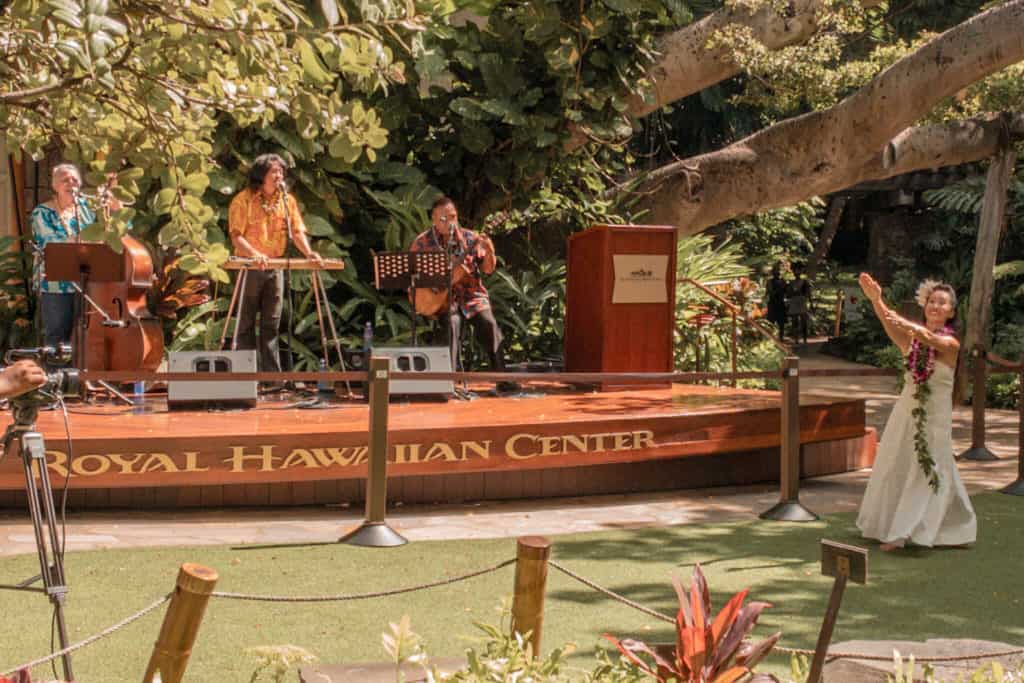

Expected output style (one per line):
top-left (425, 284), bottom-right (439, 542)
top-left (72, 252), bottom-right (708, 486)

top-left (564, 224), bottom-right (677, 388)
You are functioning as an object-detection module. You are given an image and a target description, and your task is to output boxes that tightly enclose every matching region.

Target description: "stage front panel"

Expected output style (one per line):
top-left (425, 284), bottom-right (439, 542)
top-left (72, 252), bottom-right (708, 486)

top-left (0, 385), bottom-right (865, 494)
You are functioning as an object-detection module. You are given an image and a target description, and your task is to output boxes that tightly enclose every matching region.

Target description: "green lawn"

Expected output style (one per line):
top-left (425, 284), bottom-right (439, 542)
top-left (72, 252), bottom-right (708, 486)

top-left (1, 492), bottom-right (1021, 681)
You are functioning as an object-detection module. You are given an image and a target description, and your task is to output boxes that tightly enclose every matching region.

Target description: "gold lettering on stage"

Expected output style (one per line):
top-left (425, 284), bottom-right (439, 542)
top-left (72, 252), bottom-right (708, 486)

top-left (72, 454), bottom-right (111, 476)
top-left (393, 444), bottom-right (420, 464)
top-left (281, 449), bottom-right (320, 469)
top-left (460, 441), bottom-right (491, 460)
top-left (632, 430), bottom-right (654, 450)
top-left (311, 447), bottom-right (367, 467)
top-left (562, 434), bottom-right (588, 453)
top-left (506, 433), bottom-right (536, 459)
top-left (225, 445), bottom-right (279, 472)
top-left (141, 453), bottom-right (180, 473)
top-left (182, 452), bottom-right (210, 472)
top-left (423, 443), bottom-right (459, 462)
top-left (10, 430), bottom-right (660, 485)
top-left (108, 453), bottom-right (145, 474)
top-left (538, 436), bottom-right (561, 456)
top-left (44, 451), bottom-right (68, 478)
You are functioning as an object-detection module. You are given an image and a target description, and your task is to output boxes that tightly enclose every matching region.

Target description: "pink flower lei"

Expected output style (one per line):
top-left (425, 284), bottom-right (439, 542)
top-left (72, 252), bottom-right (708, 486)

top-left (905, 324), bottom-right (955, 384)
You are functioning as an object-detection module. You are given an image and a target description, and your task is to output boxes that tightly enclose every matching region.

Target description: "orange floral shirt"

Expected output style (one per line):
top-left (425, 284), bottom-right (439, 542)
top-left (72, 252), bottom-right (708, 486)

top-left (228, 188), bottom-right (307, 258)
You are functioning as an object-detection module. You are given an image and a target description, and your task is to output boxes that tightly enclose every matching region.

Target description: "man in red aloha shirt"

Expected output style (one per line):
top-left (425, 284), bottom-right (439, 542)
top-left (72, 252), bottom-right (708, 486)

top-left (411, 196), bottom-right (510, 384)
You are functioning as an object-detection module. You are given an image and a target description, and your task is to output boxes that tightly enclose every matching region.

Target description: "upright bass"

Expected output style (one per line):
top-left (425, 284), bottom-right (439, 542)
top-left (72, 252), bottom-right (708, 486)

top-left (81, 235), bottom-right (164, 372)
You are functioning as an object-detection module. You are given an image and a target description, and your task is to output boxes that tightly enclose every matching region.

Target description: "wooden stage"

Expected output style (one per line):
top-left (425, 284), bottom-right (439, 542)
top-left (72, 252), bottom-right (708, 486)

top-left (0, 383), bottom-right (876, 509)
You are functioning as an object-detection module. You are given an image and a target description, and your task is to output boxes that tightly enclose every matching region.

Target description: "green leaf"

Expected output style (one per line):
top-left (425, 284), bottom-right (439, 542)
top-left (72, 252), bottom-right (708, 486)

top-left (318, 0), bottom-right (341, 25)
top-left (304, 214), bottom-right (335, 236)
top-left (295, 38), bottom-right (333, 86)
top-left (328, 133), bottom-right (361, 163)
top-left (153, 188), bottom-right (177, 215)
top-left (181, 173), bottom-right (210, 195)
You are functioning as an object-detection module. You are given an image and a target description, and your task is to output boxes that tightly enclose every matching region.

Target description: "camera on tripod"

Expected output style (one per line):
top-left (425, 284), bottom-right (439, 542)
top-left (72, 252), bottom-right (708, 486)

top-left (5, 344), bottom-right (82, 405)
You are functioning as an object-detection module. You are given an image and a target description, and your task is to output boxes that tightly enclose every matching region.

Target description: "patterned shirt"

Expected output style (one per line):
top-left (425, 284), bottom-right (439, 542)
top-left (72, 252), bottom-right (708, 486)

top-left (30, 198), bottom-right (95, 294)
top-left (227, 188), bottom-right (307, 258)
top-left (411, 226), bottom-right (491, 318)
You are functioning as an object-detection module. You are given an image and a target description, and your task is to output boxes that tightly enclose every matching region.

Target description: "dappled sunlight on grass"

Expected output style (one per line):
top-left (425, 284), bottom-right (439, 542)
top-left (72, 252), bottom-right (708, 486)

top-left (0, 494), bottom-right (1019, 681)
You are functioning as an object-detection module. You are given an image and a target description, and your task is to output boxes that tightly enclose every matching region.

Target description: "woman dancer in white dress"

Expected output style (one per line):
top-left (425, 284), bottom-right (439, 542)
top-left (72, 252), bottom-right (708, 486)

top-left (855, 273), bottom-right (976, 551)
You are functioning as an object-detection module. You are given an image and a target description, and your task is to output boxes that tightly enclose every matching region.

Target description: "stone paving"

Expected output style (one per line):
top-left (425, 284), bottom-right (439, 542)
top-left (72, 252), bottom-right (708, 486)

top-left (0, 345), bottom-right (1019, 557)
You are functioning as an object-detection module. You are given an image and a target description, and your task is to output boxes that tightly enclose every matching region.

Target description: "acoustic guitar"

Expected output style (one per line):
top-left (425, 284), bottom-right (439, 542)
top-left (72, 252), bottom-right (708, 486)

top-left (411, 229), bottom-right (496, 318)
top-left (412, 257), bottom-right (469, 318)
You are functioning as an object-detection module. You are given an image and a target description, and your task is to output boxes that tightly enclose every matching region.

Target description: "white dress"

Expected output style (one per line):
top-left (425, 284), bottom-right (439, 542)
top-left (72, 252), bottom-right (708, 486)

top-left (856, 362), bottom-right (977, 546)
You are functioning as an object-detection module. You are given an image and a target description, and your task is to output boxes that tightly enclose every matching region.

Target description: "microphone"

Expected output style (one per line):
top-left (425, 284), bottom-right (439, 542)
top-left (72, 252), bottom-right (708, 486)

top-left (277, 179), bottom-right (287, 193)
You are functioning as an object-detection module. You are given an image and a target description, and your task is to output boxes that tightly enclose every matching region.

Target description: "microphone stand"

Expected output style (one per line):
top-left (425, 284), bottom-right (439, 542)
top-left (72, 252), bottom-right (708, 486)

top-left (278, 182), bottom-right (296, 392)
top-left (446, 222), bottom-right (472, 399)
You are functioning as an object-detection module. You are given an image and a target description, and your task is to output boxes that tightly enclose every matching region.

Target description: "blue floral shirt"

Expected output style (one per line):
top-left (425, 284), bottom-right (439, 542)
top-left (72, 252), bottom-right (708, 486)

top-left (30, 199), bottom-right (95, 294)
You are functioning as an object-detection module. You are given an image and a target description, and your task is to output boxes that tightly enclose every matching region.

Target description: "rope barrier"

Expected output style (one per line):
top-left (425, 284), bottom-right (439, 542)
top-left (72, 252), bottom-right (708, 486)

top-left (1, 593), bottom-right (171, 677)
top-left (209, 558), bottom-right (516, 603)
top-left (549, 560), bottom-right (676, 624)
top-left (549, 559), bottom-right (1024, 665)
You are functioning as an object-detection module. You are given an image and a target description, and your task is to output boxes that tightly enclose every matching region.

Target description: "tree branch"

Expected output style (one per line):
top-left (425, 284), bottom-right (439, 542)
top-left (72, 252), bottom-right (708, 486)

top-left (633, 0), bottom-right (1024, 233)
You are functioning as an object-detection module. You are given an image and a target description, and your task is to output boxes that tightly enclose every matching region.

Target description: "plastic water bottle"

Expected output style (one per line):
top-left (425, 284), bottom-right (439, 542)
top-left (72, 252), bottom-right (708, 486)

top-left (132, 380), bottom-right (145, 414)
top-left (317, 358), bottom-right (332, 394)
top-left (363, 321), bottom-right (373, 353)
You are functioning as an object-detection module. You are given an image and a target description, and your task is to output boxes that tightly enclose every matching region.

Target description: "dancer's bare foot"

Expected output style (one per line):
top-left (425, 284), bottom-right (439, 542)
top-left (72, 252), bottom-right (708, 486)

top-left (880, 542), bottom-right (901, 552)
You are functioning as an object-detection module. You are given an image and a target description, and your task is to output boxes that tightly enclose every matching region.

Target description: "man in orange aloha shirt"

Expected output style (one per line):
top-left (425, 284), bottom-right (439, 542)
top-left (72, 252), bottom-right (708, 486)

top-left (228, 154), bottom-right (323, 376)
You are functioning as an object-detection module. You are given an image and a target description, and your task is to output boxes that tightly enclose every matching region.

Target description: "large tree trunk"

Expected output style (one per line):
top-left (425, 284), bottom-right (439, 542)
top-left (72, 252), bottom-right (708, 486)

top-left (635, 0), bottom-right (1024, 233)
top-left (955, 146), bottom-right (1016, 403)
top-left (806, 196), bottom-right (847, 279)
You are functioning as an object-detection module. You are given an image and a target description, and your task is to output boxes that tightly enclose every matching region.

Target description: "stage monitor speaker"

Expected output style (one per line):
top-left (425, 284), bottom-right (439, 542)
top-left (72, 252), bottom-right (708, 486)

top-left (167, 350), bottom-right (258, 409)
top-left (372, 346), bottom-right (453, 396)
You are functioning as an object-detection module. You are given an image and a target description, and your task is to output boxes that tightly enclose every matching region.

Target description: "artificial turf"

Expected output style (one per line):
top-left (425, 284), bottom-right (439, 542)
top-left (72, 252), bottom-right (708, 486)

top-left (0, 492), bottom-right (1021, 681)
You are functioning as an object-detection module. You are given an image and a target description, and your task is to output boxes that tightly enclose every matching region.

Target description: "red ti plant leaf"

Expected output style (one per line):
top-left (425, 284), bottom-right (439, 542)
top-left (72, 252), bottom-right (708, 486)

top-left (713, 600), bottom-right (773, 671)
top-left (713, 664), bottom-right (751, 683)
top-left (609, 567), bottom-right (778, 683)
top-left (603, 634), bottom-right (678, 680)
top-left (735, 631), bottom-right (783, 671)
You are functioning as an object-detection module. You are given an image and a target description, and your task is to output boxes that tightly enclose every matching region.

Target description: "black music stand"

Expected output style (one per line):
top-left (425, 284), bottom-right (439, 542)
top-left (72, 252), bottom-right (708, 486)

top-left (372, 250), bottom-right (449, 346)
top-left (43, 242), bottom-right (122, 367)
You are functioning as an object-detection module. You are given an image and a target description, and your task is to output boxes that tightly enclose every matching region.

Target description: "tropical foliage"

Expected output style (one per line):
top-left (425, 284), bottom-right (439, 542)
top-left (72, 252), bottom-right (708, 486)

top-left (604, 564), bottom-right (779, 683)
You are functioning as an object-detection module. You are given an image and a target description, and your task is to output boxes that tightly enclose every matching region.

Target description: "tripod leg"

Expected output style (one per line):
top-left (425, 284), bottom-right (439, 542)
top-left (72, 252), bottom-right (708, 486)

top-left (21, 431), bottom-right (74, 682)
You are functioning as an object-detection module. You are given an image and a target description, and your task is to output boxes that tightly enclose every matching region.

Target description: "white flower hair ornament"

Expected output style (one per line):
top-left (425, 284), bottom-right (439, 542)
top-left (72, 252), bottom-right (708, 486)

top-left (915, 279), bottom-right (956, 309)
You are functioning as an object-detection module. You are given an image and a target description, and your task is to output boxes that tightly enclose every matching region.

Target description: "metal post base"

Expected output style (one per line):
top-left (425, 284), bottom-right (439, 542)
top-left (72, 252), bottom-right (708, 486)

top-left (759, 499), bottom-right (819, 522)
top-left (958, 446), bottom-right (999, 461)
top-left (1000, 478), bottom-right (1024, 496)
top-left (339, 521), bottom-right (408, 547)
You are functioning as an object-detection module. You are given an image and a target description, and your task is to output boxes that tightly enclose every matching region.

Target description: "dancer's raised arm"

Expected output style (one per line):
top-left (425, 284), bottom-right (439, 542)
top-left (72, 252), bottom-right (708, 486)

top-left (858, 272), bottom-right (911, 353)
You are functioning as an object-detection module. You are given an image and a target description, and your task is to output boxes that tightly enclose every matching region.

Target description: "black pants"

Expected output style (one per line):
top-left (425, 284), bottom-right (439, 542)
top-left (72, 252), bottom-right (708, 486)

top-left (40, 292), bottom-right (78, 348)
top-left (443, 306), bottom-right (504, 372)
top-left (234, 270), bottom-right (284, 372)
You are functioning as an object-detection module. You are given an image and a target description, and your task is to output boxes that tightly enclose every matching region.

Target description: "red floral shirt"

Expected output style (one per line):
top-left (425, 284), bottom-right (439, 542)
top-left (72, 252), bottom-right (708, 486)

top-left (411, 226), bottom-right (491, 318)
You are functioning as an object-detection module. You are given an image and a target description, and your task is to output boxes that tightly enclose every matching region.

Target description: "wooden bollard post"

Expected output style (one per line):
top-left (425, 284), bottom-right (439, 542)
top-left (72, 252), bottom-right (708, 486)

top-left (1001, 360), bottom-right (1024, 495)
top-left (807, 541), bottom-right (868, 683)
top-left (960, 344), bottom-right (999, 460)
top-left (511, 536), bottom-right (551, 657)
top-left (760, 356), bottom-right (817, 521)
top-left (339, 356), bottom-right (408, 546)
top-left (143, 563), bottom-right (218, 683)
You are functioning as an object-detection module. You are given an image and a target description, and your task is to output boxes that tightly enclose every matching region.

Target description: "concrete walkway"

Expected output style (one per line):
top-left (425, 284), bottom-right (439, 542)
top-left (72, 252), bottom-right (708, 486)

top-left (0, 344), bottom-right (1019, 557)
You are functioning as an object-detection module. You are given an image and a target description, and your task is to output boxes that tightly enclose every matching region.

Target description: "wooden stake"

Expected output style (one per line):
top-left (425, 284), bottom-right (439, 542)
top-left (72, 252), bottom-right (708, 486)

top-left (511, 536), bottom-right (551, 657)
top-left (143, 563), bottom-right (219, 683)
top-left (366, 355), bottom-right (390, 524)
